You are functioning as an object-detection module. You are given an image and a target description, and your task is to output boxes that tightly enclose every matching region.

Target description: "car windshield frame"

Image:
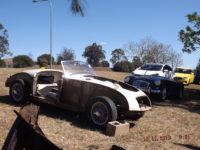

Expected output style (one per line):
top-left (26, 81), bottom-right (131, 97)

top-left (139, 64), bottom-right (163, 71)
top-left (175, 68), bottom-right (192, 74)
top-left (61, 61), bottom-right (96, 76)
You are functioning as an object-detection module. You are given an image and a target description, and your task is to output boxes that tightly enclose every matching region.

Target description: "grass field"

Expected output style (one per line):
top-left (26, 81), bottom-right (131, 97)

top-left (0, 68), bottom-right (200, 150)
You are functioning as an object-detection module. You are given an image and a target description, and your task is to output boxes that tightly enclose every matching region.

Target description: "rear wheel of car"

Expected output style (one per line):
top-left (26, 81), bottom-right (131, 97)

top-left (159, 86), bottom-right (167, 100)
top-left (9, 81), bottom-right (28, 103)
top-left (87, 97), bottom-right (117, 127)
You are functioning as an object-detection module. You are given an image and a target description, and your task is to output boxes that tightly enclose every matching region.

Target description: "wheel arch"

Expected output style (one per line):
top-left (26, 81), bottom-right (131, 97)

top-left (7, 73), bottom-right (33, 93)
top-left (85, 87), bottom-right (130, 113)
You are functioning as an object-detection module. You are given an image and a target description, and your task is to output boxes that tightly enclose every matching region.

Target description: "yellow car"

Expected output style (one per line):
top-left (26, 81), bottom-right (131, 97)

top-left (174, 67), bottom-right (195, 85)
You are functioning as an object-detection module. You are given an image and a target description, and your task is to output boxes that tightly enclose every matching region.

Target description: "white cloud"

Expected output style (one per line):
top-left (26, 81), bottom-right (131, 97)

top-left (100, 42), bottom-right (107, 46)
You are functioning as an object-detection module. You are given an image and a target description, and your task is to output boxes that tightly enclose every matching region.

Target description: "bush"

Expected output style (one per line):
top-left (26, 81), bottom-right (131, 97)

top-left (0, 59), bottom-right (6, 68)
top-left (113, 61), bottom-right (134, 72)
top-left (13, 55), bottom-right (34, 68)
top-left (99, 61), bottom-right (110, 67)
top-left (38, 57), bottom-right (48, 67)
top-left (37, 54), bottom-right (54, 65)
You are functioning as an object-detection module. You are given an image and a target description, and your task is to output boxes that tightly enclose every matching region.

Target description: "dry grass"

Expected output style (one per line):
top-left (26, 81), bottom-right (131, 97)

top-left (0, 68), bottom-right (200, 150)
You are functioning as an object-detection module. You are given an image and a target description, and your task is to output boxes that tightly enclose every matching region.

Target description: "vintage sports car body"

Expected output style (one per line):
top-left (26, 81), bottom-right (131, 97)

top-left (124, 74), bottom-right (184, 100)
top-left (174, 67), bottom-right (195, 85)
top-left (5, 61), bottom-right (151, 127)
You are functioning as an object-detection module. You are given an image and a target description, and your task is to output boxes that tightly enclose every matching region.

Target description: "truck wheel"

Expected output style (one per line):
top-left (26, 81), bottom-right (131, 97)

top-left (87, 97), bottom-right (117, 127)
top-left (9, 81), bottom-right (28, 103)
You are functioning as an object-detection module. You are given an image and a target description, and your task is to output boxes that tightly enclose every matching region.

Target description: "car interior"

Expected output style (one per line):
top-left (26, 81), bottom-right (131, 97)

top-left (36, 71), bottom-right (63, 101)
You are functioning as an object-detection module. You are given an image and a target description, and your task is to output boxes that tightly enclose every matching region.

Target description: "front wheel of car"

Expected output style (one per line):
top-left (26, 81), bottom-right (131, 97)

top-left (159, 86), bottom-right (167, 100)
top-left (9, 81), bottom-right (28, 103)
top-left (177, 87), bottom-right (184, 99)
top-left (87, 97), bottom-right (117, 128)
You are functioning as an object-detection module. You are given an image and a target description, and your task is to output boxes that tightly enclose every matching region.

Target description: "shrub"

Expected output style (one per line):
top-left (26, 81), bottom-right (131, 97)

top-left (99, 61), bottom-right (110, 67)
top-left (13, 55), bottom-right (34, 68)
top-left (0, 59), bottom-right (6, 68)
top-left (37, 54), bottom-right (54, 65)
top-left (113, 61), bottom-right (134, 72)
top-left (38, 57), bottom-right (48, 67)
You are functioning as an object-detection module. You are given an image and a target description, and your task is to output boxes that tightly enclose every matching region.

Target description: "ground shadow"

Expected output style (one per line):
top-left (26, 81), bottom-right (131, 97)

top-left (174, 143), bottom-right (200, 150)
top-left (0, 95), bottom-right (101, 132)
top-left (151, 87), bottom-right (200, 115)
top-left (0, 96), bottom-right (21, 107)
top-left (0, 95), bottom-right (139, 133)
top-left (34, 101), bottom-right (138, 132)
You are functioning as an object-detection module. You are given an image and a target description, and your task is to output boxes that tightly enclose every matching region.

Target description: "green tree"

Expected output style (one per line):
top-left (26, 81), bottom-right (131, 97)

top-left (70, 0), bottom-right (85, 16)
top-left (0, 24), bottom-right (12, 59)
top-left (0, 59), bottom-right (6, 68)
top-left (13, 55), bottom-right (34, 68)
top-left (82, 43), bottom-right (105, 66)
top-left (179, 12), bottom-right (200, 53)
top-left (110, 49), bottom-right (127, 65)
top-left (37, 54), bottom-right (55, 66)
top-left (57, 48), bottom-right (75, 64)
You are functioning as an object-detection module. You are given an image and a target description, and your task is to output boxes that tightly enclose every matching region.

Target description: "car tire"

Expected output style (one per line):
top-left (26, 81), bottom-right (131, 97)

top-left (87, 96), bottom-right (117, 128)
top-left (9, 80), bottom-right (29, 103)
top-left (159, 86), bottom-right (167, 100)
top-left (177, 86), bottom-right (184, 99)
top-left (187, 80), bottom-right (190, 86)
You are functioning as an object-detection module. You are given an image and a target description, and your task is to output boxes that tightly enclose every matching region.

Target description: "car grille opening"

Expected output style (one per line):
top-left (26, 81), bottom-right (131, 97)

top-left (174, 77), bottom-right (182, 80)
top-left (133, 80), bottom-right (149, 88)
top-left (136, 96), bottom-right (151, 107)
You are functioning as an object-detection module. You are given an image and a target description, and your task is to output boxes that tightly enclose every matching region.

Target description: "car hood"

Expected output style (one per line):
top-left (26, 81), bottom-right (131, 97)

top-left (130, 74), bottom-right (166, 81)
top-left (174, 73), bottom-right (189, 78)
top-left (64, 74), bottom-right (151, 111)
top-left (133, 69), bottom-right (162, 76)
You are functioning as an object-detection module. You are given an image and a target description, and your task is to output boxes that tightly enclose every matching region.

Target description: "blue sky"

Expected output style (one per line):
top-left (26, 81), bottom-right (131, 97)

top-left (0, 0), bottom-right (200, 69)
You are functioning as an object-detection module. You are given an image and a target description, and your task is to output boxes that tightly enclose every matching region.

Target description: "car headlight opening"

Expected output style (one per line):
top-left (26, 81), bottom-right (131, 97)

top-left (124, 76), bottom-right (130, 83)
top-left (154, 80), bottom-right (161, 86)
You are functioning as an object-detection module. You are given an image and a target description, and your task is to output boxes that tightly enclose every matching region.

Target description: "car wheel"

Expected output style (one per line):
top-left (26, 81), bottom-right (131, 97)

top-left (187, 80), bottom-right (190, 86)
top-left (159, 86), bottom-right (167, 100)
top-left (87, 97), bottom-right (117, 127)
top-left (9, 81), bottom-right (28, 103)
top-left (177, 87), bottom-right (184, 99)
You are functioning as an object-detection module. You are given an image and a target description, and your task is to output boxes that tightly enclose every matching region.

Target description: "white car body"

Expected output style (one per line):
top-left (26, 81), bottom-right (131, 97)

top-left (133, 63), bottom-right (173, 79)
